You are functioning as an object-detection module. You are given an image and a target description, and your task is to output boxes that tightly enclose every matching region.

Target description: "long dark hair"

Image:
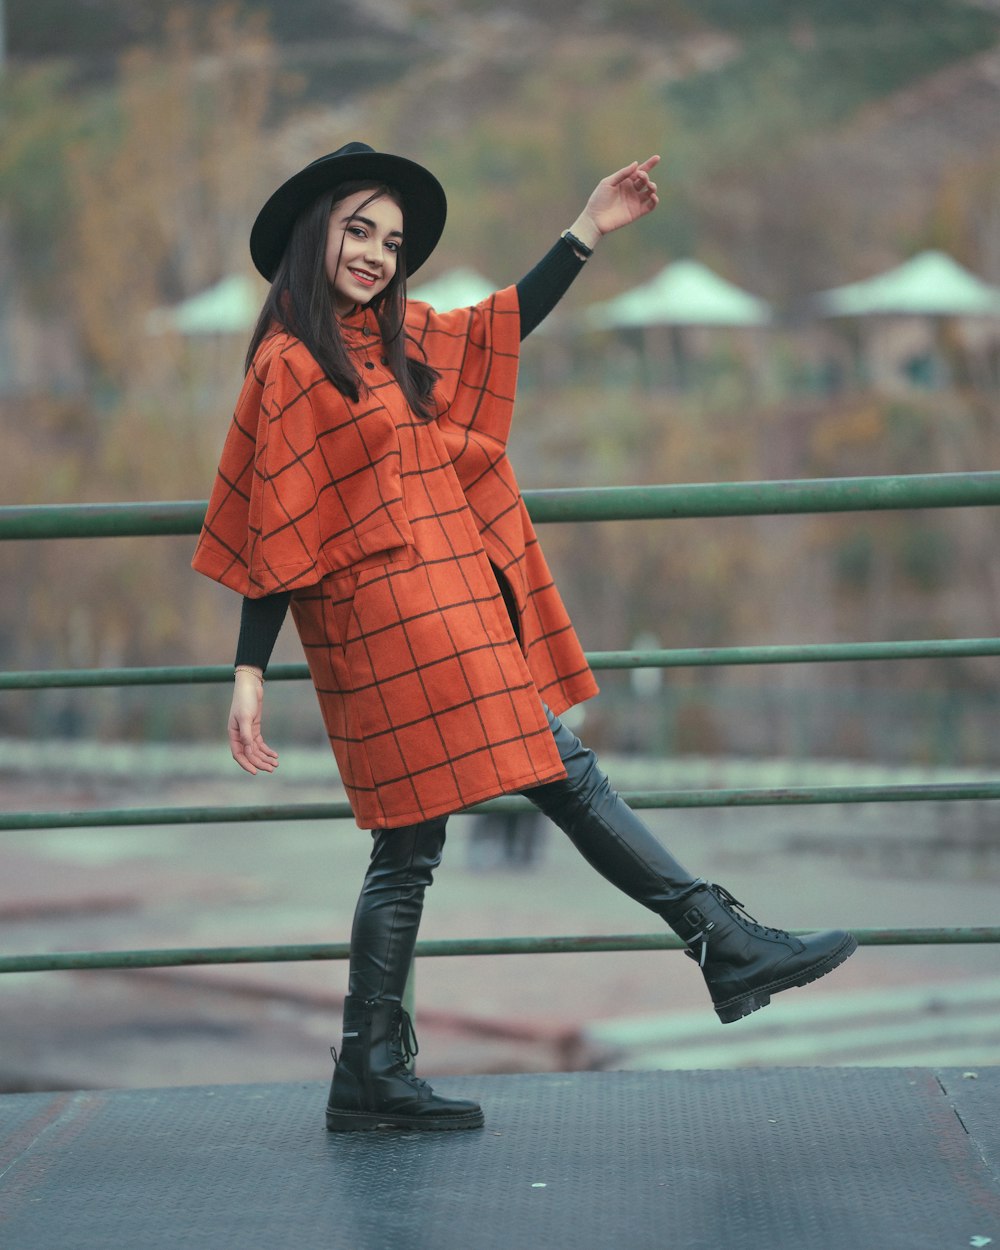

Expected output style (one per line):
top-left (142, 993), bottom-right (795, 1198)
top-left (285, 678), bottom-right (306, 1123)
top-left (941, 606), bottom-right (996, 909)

top-left (244, 181), bottom-right (439, 420)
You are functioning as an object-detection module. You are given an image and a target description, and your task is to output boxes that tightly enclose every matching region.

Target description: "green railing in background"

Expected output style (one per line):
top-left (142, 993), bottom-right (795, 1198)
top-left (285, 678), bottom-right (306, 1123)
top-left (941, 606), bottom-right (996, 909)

top-left (2, 927), bottom-right (999, 977)
top-left (2, 470), bottom-right (999, 975)
top-left (3, 470), bottom-right (1000, 539)
top-left (5, 638), bottom-right (1000, 690)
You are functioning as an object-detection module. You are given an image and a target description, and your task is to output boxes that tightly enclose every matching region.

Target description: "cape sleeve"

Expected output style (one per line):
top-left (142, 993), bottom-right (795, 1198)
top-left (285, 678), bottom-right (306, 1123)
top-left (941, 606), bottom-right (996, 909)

top-left (404, 285), bottom-right (521, 447)
top-left (407, 285), bottom-right (598, 715)
top-left (192, 334), bottom-right (412, 597)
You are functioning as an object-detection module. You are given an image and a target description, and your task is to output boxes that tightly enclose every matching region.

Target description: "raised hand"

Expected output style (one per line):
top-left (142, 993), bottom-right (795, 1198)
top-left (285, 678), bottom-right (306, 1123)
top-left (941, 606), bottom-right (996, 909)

top-left (567, 156), bottom-right (660, 250)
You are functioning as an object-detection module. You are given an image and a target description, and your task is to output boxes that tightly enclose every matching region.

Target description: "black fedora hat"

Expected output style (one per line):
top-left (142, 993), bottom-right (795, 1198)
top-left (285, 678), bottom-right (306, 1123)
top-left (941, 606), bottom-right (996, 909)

top-left (250, 141), bottom-right (447, 282)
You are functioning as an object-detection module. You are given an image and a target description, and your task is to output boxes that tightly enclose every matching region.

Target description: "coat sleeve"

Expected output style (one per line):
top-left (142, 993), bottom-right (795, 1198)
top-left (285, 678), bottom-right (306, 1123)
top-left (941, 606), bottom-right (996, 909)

top-left (192, 335), bottom-right (412, 597)
top-left (405, 285), bottom-right (521, 446)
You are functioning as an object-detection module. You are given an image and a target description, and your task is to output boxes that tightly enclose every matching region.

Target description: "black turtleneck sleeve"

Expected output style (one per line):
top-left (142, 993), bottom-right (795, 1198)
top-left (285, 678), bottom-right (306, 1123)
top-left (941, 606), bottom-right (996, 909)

top-left (234, 591), bottom-right (291, 672)
top-left (516, 235), bottom-right (588, 339)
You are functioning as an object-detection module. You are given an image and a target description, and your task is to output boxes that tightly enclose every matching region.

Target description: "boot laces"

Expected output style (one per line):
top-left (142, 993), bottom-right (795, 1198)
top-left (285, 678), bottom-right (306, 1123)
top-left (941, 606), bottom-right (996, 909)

top-left (394, 1007), bottom-right (420, 1067)
top-left (388, 1006), bottom-right (432, 1090)
top-left (712, 883), bottom-right (789, 940)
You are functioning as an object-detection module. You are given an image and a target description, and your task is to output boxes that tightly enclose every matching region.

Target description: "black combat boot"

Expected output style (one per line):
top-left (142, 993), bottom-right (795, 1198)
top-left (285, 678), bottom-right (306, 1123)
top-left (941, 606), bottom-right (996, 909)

top-left (665, 882), bottom-right (857, 1023)
top-left (326, 995), bottom-right (484, 1131)
top-left (326, 819), bottom-right (484, 1132)
top-left (526, 707), bottom-right (856, 1023)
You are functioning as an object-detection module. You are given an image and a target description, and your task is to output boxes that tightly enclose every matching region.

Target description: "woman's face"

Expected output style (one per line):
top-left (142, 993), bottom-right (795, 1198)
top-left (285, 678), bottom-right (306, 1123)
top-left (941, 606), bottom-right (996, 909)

top-left (326, 188), bottom-right (404, 313)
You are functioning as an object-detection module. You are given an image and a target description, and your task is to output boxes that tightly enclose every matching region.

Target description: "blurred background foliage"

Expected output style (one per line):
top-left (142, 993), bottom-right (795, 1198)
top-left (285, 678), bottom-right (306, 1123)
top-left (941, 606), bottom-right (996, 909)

top-left (2, 0), bottom-right (1000, 762)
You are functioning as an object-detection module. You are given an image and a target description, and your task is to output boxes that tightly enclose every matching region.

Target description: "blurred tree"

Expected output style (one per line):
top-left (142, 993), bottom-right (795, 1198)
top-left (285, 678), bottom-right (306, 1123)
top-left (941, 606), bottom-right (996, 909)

top-left (67, 6), bottom-right (273, 393)
top-left (0, 5), bottom-right (289, 737)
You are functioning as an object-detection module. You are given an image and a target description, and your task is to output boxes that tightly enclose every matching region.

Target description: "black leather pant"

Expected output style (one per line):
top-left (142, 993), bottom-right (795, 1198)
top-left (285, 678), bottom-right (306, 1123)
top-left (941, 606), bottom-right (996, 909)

top-left (346, 706), bottom-right (700, 1004)
top-left (347, 816), bottom-right (447, 1002)
top-left (523, 705), bottom-right (701, 913)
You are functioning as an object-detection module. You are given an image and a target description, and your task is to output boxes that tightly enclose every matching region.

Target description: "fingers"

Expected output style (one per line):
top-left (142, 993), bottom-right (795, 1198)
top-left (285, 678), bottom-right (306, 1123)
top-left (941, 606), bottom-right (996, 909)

top-left (232, 739), bottom-right (279, 775)
top-left (606, 160), bottom-right (640, 187)
top-left (607, 155), bottom-right (660, 187)
top-left (228, 727), bottom-right (260, 775)
top-left (257, 739), bottom-right (280, 764)
top-left (603, 157), bottom-right (660, 219)
top-left (630, 157), bottom-right (659, 200)
top-left (639, 184), bottom-right (659, 212)
top-left (228, 713), bottom-right (279, 775)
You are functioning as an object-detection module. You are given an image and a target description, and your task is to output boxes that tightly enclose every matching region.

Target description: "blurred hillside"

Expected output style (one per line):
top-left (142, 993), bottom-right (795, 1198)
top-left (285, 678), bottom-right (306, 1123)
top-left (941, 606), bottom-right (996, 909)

top-left (2, 0), bottom-right (1000, 760)
top-left (8, 0), bottom-right (1000, 289)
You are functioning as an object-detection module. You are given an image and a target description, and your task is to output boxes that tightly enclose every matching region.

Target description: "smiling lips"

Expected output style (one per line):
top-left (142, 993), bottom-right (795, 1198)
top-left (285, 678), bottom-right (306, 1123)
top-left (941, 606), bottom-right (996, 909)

top-left (349, 268), bottom-right (379, 288)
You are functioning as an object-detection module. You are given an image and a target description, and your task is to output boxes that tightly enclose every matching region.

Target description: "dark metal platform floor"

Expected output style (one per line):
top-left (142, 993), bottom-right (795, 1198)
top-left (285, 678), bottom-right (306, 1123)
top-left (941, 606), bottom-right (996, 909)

top-left (2, 1069), bottom-right (999, 1250)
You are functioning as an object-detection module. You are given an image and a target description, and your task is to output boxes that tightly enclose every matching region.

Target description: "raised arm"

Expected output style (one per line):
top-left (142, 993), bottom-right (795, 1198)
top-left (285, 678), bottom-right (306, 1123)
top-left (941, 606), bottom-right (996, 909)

top-left (515, 156), bottom-right (660, 337)
top-left (516, 238), bottom-right (587, 339)
top-left (563, 155), bottom-right (660, 254)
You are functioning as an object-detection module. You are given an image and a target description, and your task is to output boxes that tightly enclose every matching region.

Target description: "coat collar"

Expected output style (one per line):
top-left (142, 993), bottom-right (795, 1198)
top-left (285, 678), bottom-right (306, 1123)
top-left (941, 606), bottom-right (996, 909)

top-left (338, 304), bottom-right (380, 347)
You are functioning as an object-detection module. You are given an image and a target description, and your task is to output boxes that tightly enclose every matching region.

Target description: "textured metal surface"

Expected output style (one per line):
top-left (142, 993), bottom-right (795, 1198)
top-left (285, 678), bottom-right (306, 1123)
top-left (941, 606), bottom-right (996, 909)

top-left (938, 1067), bottom-right (1000, 1187)
top-left (1, 1069), bottom-right (998, 1250)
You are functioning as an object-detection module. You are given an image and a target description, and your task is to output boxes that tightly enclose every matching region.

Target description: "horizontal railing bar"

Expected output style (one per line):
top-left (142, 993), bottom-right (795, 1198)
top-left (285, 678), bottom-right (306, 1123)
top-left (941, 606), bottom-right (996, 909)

top-left (591, 638), bottom-right (1000, 669)
top-left (3, 472), bottom-right (1000, 540)
top-left (4, 781), bottom-right (1000, 831)
top-left (529, 473), bottom-right (1000, 523)
top-left (0, 663), bottom-right (312, 689)
top-left (2, 927), bottom-right (998, 974)
top-left (0, 500), bottom-right (206, 540)
top-left (5, 637), bottom-right (1000, 689)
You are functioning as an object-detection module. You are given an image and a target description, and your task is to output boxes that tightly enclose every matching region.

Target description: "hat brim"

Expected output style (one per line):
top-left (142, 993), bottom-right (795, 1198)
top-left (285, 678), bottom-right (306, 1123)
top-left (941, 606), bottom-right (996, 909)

top-left (250, 149), bottom-right (447, 283)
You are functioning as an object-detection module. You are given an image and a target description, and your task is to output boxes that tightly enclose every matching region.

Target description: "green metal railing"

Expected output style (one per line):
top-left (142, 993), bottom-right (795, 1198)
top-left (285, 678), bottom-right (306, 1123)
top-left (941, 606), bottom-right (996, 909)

top-left (2, 928), bottom-right (1000, 978)
top-left (5, 638), bottom-right (1000, 691)
top-left (2, 470), bottom-right (999, 976)
top-left (3, 470), bottom-right (1000, 540)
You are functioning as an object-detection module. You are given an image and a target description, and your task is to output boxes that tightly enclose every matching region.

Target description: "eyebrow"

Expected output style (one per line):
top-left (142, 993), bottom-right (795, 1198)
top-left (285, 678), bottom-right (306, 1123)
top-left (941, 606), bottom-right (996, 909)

top-left (343, 213), bottom-right (404, 240)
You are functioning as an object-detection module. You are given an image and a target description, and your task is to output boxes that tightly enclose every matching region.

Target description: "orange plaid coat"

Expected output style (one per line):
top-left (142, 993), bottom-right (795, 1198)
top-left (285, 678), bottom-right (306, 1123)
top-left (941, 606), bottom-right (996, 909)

top-left (192, 286), bottom-right (598, 828)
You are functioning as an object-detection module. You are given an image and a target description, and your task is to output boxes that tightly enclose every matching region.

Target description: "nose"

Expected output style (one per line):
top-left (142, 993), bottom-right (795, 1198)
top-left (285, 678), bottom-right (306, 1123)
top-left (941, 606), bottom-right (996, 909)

top-left (365, 238), bottom-right (385, 268)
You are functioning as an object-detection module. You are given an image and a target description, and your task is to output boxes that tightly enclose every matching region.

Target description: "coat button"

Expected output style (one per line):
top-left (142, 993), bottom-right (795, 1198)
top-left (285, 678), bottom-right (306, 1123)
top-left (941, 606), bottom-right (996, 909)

top-left (364, 360), bottom-right (375, 370)
top-left (362, 326), bottom-right (371, 336)
top-left (380, 356), bottom-right (388, 365)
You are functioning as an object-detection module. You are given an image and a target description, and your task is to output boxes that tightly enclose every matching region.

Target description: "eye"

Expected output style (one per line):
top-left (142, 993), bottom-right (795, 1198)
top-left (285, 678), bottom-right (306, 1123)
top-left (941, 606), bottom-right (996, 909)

top-left (385, 240), bottom-right (401, 253)
top-left (346, 225), bottom-right (366, 239)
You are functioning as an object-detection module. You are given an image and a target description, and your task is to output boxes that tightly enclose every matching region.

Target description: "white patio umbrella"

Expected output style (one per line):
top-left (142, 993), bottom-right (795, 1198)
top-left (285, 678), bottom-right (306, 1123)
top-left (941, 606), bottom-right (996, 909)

top-left (813, 251), bottom-right (1000, 391)
top-left (408, 267), bottom-right (496, 311)
top-left (146, 274), bottom-right (261, 336)
top-left (587, 259), bottom-right (772, 329)
top-left (814, 250), bottom-right (1000, 318)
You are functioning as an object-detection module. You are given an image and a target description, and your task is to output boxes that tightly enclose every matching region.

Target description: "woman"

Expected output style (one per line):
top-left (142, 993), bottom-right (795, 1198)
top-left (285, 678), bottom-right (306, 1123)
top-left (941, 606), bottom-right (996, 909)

top-left (193, 142), bottom-right (856, 1133)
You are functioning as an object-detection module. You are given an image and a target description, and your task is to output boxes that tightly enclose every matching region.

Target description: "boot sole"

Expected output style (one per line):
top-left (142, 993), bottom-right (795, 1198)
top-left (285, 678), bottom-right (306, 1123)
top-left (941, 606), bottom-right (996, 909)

top-left (326, 1107), bottom-right (485, 1133)
top-left (714, 932), bottom-right (858, 1024)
